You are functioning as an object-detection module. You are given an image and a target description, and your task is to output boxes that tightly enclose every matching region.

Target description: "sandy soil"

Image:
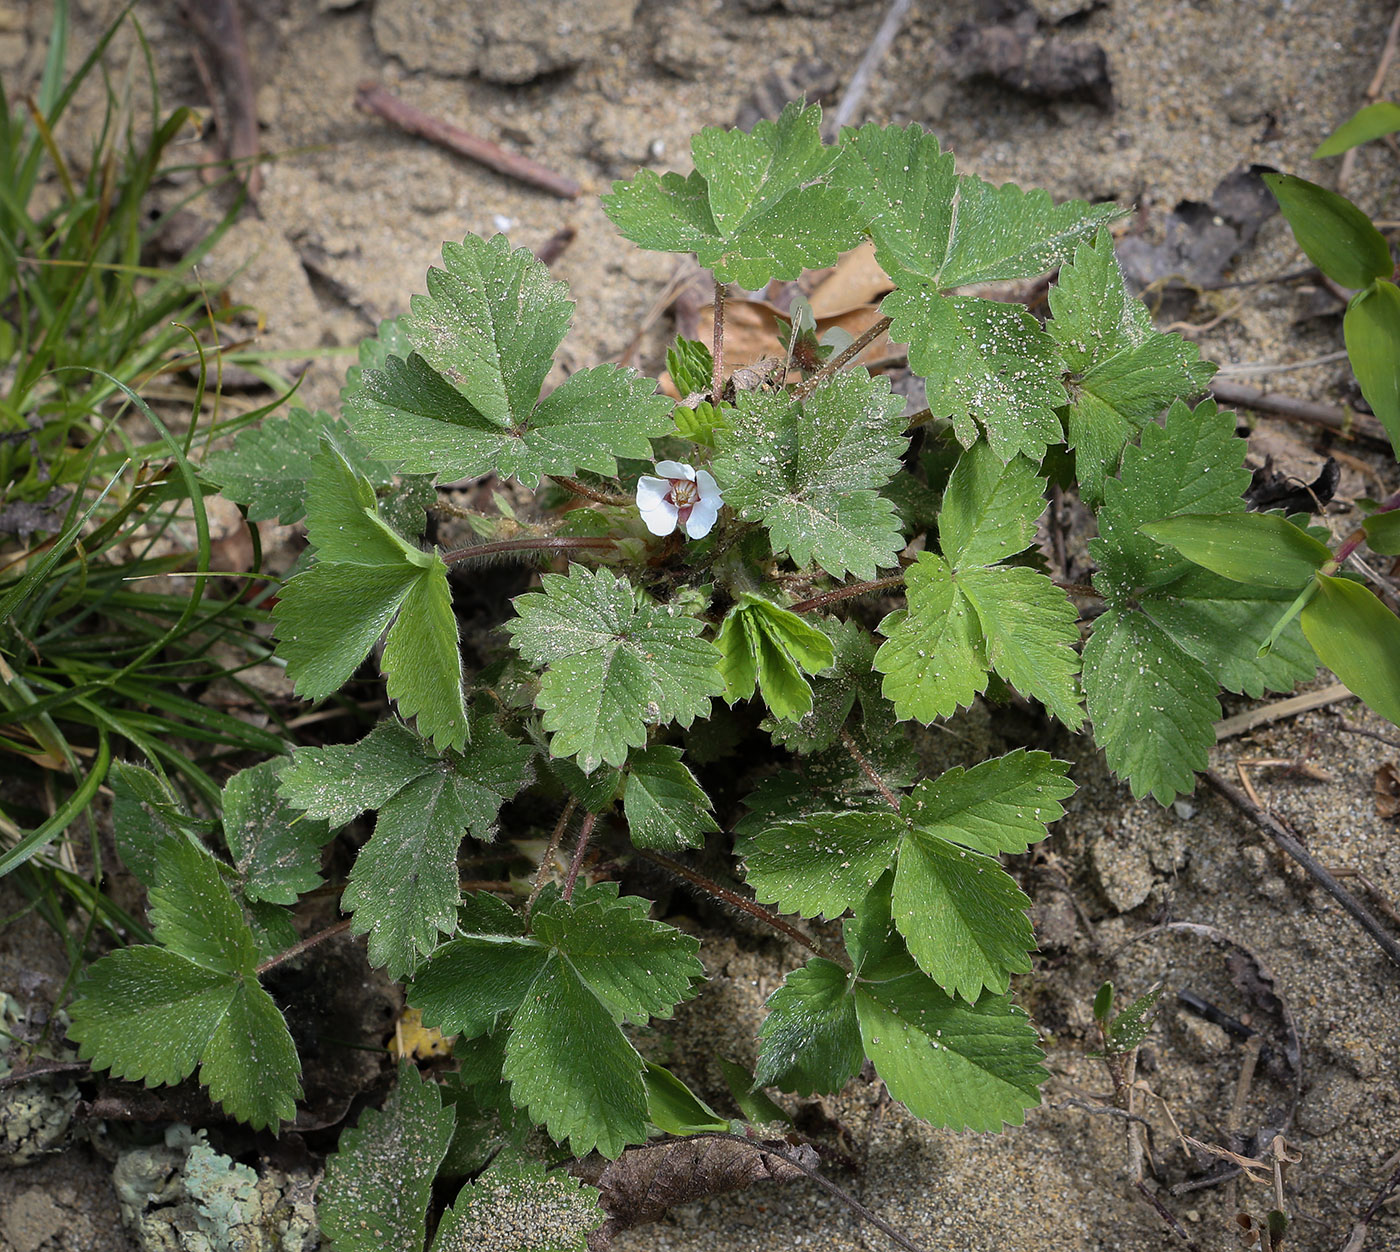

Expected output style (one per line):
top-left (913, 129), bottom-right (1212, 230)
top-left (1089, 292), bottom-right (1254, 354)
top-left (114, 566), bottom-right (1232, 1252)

top-left (2, 0), bottom-right (1399, 1249)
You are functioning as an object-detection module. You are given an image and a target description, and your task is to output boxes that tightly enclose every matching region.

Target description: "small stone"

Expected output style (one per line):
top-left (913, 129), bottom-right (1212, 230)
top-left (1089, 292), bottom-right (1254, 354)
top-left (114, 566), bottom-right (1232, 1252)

top-left (0, 1189), bottom-right (65, 1252)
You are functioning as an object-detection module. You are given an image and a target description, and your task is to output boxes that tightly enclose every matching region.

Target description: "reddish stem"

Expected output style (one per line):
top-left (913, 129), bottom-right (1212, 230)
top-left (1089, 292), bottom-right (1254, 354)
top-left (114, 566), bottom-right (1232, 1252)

top-left (711, 280), bottom-right (726, 405)
top-left (788, 574), bottom-right (906, 614)
top-left (562, 811), bottom-right (597, 901)
top-left (256, 918), bottom-right (353, 976)
top-left (840, 728), bottom-right (902, 811)
top-left (440, 535), bottom-right (616, 564)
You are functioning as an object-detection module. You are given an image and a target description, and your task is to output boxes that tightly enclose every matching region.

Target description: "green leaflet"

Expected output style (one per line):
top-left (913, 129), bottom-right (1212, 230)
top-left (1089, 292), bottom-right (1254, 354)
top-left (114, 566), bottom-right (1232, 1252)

top-left (765, 617), bottom-right (892, 753)
top-left (109, 760), bottom-right (203, 887)
top-left (342, 235), bottom-right (673, 488)
top-left (1301, 575), bottom-right (1400, 726)
top-left (66, 842), bottom-right (301, 1132)
top-left (1085, 400), bottom-right (1317, 803)
top-left (320, 1064), bottom-right (456, 1252)
top-left (432, 1150), bottom-right (600, 1252)
top-left (272, 441), bottom-right (469, 752)
top-left (602, 100), bottom-right (863, 288)
top-left (1047, 229), bottom-right (1214, 503)
top-left (278, 719), bottom-right (531, 979)
top-left (743, 750), bottom-right (1073, 1000)
top-left (714, 592), bottom-right (836, 721)
top-left (622, 744), bottom-right (719, 852)
top-left (876, 443), bottom-right (1082, 727)
top-left (220, 760), bottom-right (333, 906)
top-left (410, 883), bottom-right (703, 1158)
top-left (714, 368), bottom-right (908, 580)
top-left (1343, 280), bottom-right (1400, 457)
top-left (754, 958), bottom-right (863, 1096)
top-left (506, 564), bottom-right (723, 774)
top-left (1264, 173), bottom-right (1392, 291)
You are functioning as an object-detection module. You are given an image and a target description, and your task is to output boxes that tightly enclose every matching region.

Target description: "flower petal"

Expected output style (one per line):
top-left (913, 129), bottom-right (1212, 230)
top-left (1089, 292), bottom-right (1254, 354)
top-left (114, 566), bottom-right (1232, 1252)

top-left (639, 498), bottom-right (679, 536)
top-left (636, 476), bottom-right (671, 509)
top-left (683, 496), bottom-right (720, 539)
top-left (694, 469), bottom-right (722, 503)
top-left (654, 459), bottom-right (696, 481)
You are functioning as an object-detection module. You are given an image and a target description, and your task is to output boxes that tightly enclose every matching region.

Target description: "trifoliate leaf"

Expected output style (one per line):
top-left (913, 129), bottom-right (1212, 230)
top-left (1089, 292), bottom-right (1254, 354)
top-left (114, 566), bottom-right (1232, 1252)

top-left (622, 745), bottom-right (719, 851)
top-left (410, 884), bottom-right (703, 1158)
top-left (110, 761), bottom-right (202, 887)
top-left (714, 369), bottom-right (908, 580)
top-left (1047, 230), bottom-right (1214, 503)
top-left (745, 751), bottom-right (1072, 1000)
top-left (202, 407), bottom-right (393, 525)
top-left (432, 1150), bottom-right (601, 1252)
top-left (319, 1064), bottom-right (456, 1252)
top-left (1085, 400), bottom-right (1316, 802)
top-left (714, 593), bottom-right (836, 721)
top-left (221, 760), bottom-right (332, 906)
top-left (67, 843), bottom-right (301, 1131)
top-left (754, 958), bottom-right (863, 1096)
top-left (280, 718), bottom-right (531, 979)
top-left (884, 286), bottom-right (1068, 463)
top-left (507, 565), bottom-right (723, 773)
top-left (602, 101), bottom-right (863, 289)
top-left (833, 121), bottom-right (1122, 288)
top-left (342, 236), bottom-right (673, 488)
top-left (273, 441), bottom-right (469, 751)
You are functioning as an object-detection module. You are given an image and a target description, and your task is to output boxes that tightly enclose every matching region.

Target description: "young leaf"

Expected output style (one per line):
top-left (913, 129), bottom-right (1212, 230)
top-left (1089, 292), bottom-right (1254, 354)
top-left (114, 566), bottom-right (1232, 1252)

top-left (1101, 986), bottom-right (1163, 1055)
top-left (1315, 100), bottom-right (1400, 156)
top-left (506, 564), bottom-right (723, 774)
top-left (67, 842), bottom-right (301, 1131)
top-left (273, 441), bottom-right (469, 751)
top-left (342, 236), bottom-right (673, 487)
top-left (714, 593), bottom-right (836, 721)
top-left (1140, 513), bottom-right (1332, 589)
top-left (1085, 400), bottom-right (1316, 802)
top-left (319, 1063), bottom-right (456, 1252)
top-left (667, 336), bottom-right (714, 396)
top-left (714, 368), bottom-right (908, 580)
top-left (1301, 575), bottom-right (1400, 726)
top-left (764, 617), bottom-right (889, 753)
top-left (431, 1150), bottom-right (601, 1252)
top-left (602, 101), bottom-right (863, 289)
top-left (643, 1062), bottom-right (730, 1135)
top-left (280, 718), bottom-right (531, 979)
top-left (622, 744), bottom-right (720, 851)
top-left (410, 884), bottom-right (703, 1158)
top-left (1047, 229), bottom-right (1215, 502)
top-left (1263, 173), bottom-right (1392, 291)
top-left (1343, 279), bottom-right (1400, 457)
top-left (753, 957), bottom-right (864, 1096)
top-left (221, 760), bottom-right (332, 906)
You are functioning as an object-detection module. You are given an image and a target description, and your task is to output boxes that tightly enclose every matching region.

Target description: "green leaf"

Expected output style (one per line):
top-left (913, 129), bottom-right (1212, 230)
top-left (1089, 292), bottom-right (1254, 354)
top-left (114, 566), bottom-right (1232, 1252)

top-left (884, 286), bottom-right (1067, 463)
top-left (764, 617), bottom-right (889, 753)
top-left (1263, 173), bottom-right (1392, 291)
top-left (715, 369), bottom-right (908, 579)
top-left (936, 442), bottom-right (1046, 568)
top-left (1102, 986), bottom-right (1162, 1054)
top-left (1140, 513), bottom-right (1332, 589)
top-left (622, 745), bottom-right (719, 851)
top-left (643, 1063), bottom-right (730, 1135)
top-left (320, 1064), bottom-right (456, 1252)
top-left (602, 101), bottom-right (863, 288)
top-left (714, 593), bottom-right (836, 721)
top-left (1086, 400), bottom-right (1317, 802)
top-left (1301, 575), bottom-right (1400, 725)
top-left (281, 719), bottom-right (531, 978)
top-left (754, 957), bottom-right (863, 1096)
top-left (833, 121), bottom-right (1123, 288)
top-left (1047, 229), bottom-right (1215, 502)
top-left (432, 1150), bottom-right (601, 1252)
top-left (507, 565), bottom-right (723, 773)
top-left (717, 1058), bottom-right (792, 1125)
top-left (1315, 100), bottom-right (1400, 157)
top-left (667, 336), bottom-right (714, 396)
top-left (202, 408), bottom-right (392, 525)
top-left (67, 844), bottom-right (301, 1131)
top-left (221, 761), bottom-right (332, 906)
top-left (1364, 508), bottom-right (1400, 555)
top-left (1343, 279), bottom-right (1400, 457)
top-left (110, 761), bottom-right (201, 887)
top-left (273, 442), bottom-right (469, 751)
top-left (343, 237), bottom-right (673, 488)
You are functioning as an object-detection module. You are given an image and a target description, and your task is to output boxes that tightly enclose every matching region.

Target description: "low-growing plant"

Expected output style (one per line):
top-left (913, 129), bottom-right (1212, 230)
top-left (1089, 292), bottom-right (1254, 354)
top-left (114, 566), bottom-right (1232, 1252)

top-left (56, 101), bottom-right (1400, 1246)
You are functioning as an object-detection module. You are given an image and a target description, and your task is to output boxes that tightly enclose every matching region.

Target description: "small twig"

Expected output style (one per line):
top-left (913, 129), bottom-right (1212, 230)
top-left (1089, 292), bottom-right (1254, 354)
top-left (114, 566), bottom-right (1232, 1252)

top-left (1203, 769), bottom-right (1400, 969)
top-left (641, 850), bottom-right (843, 965)
top-left (1216, 350), bottom-right (1351, 378)
top-left (1213, 683), bottom-right (1355, 741)
top-left (1210, 380), bottom-right (1393, 449)
top-left (562, 811), bottom-right (597, 902)
top-left (182, 0), bottom-right (261, 198)
top-left (711, 279), bottom-right (726, 405)
top-left (527, 798), bottom-right (577, 917)
top-left (354, 83), bottom-right (580, 199)
top-left (700, 1132), bottom-right (932, 1252)
top-left (1339, 1), bottom-right (1400, 193)
top-left (1339, 1155), bottom-right (1400, 1252)
top-left (1327, 868), bottom-right (1400, 929)
top-left (823, 0), bottom-right (914, 136)
top-left (439, 535), bottom-right (617, 564)
top-left (535, 226), bottom-right (577, 266)
top-left (789, 573), bottom-right (906, 614)
top-left (794, 316), bottom-right (893, 399)
top-left (1333, 719), bottom-right (1400, 751)
top-left (840, 727), bottom-right (902, 811)
top-left (550, 476), bottom-right (631, 508)
top-left (256, 918), bottom-right (353, 976)
top-left (1134, 1181), bottom-right (1205, 1252)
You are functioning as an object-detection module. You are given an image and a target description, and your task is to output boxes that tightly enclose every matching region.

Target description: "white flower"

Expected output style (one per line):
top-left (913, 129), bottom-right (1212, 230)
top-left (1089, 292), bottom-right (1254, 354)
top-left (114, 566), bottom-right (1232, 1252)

top-left (636, 460), bottom-right (723, 540)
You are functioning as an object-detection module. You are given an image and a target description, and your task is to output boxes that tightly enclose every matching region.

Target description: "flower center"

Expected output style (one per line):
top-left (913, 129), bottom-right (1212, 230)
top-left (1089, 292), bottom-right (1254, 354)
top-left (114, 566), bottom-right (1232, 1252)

top-left (668, 477), bottom-right (698, 521)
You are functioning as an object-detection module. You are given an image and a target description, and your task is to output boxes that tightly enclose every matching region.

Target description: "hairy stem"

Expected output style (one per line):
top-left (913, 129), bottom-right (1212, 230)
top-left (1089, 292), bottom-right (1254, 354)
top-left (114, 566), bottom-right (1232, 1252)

top-left (789, 573), bottom-right (906, 614)
top-left (526, 797), bottom-right (577, 917)
top-left (439, 535), bottom-right (617, 565)
top-left (551, 476), bottom-right (632, 508)
top-left (840, 727), bottom-right (902, 811)
top-left (562, 811), bottom-right (597, 902)
top-left (794, 316), bottom-right (893, 399)
top-left (641, 850), bottom-right (845, 966)
top-left (256, 918), bottom-right (353, 976)
top-left (712, 279), bottom-right (726, 405)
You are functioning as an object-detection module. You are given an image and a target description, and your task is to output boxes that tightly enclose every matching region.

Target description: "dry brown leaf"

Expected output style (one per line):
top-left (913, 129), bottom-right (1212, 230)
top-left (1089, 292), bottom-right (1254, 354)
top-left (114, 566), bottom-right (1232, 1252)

top-left (808, 241), bottom-right (893, 317)
top-left (1375, 761), bottom-right (1400, 819)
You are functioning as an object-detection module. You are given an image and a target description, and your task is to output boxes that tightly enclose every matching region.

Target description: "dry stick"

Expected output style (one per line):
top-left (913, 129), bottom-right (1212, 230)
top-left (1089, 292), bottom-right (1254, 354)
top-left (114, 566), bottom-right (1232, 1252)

top-left (711, 279), bottom-right (726, 405)
top-left (439, 535), bottom-right (616, 564)
top-left (700, 1132), bottom-right (931, 1252)
top-left (1202, 769), bottom-right (1400, 969)
top-left (535, 226), bottom-right (577, 266)
top-left (1134, 1181), bottom-right (1205, 1252)
top-left (183, 0), bottom-right (261, 197)
top-left (840, 727), bottom-right (902, 811)
top-left (1210, 380), bottom-right (1393, 449)
top-left (1339, 1), bottom-right (1400, 194)
top-left (526, 797), bottom-right (577, 917)
top-left (788, 572), bottom-right (906, 614)
top-left (794, 316), bottom-right (894, 399)
top-left (641, 849), bottom-right (842, 965)
top-left (256, 918), bottom-right (353, 976)
top-left (1339, 1155), bottom-right (1400, 1252)
top-left (823, 0), bottom-right (915, 136)
top-left (1213, 683), bottom-right (1355, 742)
top-left (562, 812), bottom-right (597, 902)
top-left (354, 83), bottom-right (580, 199)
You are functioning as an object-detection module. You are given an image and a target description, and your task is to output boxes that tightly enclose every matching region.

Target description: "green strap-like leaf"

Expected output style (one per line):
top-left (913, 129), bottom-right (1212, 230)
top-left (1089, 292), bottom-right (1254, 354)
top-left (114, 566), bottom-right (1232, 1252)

top-left (1140, 512), bottom-right (1332, 589)
top-left (1343, 279), bottom-right (1400, 457)
top-left (1315, 100), bottom-right (1400, 157)
top-left (1301, 575), bottom-right (1400, 725)
top-left (1264, 173), bottom-right (1392, 291)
